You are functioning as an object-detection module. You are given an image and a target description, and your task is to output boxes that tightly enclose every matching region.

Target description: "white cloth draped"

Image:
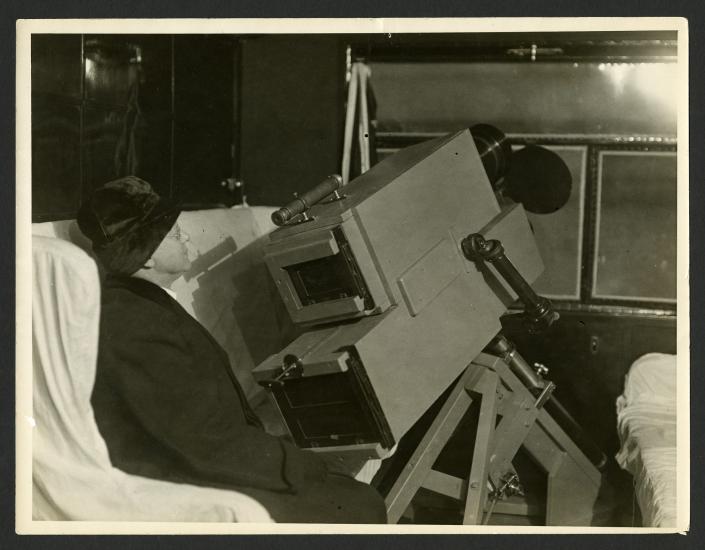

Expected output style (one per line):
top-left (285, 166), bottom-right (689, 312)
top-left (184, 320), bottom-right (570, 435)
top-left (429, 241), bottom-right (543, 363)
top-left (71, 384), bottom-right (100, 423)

top-left (32, 235), bottom-right (272, 522)
top-left (615, 352), bottom-right (677, 527)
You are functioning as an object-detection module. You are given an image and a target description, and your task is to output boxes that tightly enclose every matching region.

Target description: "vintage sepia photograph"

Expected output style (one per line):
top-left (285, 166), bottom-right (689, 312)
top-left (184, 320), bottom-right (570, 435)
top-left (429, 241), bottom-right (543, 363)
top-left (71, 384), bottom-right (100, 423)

top-left (15, 18), bottom-right (689, 534)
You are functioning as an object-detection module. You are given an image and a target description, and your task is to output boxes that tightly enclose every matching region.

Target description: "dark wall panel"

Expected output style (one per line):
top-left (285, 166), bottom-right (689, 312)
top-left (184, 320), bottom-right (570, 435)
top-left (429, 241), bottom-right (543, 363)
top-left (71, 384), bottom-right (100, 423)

top-left (239, 36), bottom-right (345, 206)
top-left (31, 98), bottom-right (82, 219)
top-left (31, 34), bottom-right (82, 99)
top-left (173, 35), bottom-right (235, 205)
top-left (31, 35), bottom-right (83, 221)
top-left (32, 34), bottom-right (236, 221)
top-left (501, 312), bottom-right (676, 456)
top-left (83, 35), bottom-right (174, 198)
top-left (81, 105), bottom-right (124, 194)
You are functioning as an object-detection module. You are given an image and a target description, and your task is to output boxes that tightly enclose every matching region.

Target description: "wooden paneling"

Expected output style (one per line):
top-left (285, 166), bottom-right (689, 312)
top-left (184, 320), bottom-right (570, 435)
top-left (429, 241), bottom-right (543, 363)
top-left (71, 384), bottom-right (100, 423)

top-left (31, 97), bottom-right (82, 218)
top-left (31, 34), bottom-right (236, 221)
top-left (238, 36), bottom-right (346, 206)
top-left (31, 34), bottom-right (82, 99)
top-left (173, 35), bottom-right (235, 205)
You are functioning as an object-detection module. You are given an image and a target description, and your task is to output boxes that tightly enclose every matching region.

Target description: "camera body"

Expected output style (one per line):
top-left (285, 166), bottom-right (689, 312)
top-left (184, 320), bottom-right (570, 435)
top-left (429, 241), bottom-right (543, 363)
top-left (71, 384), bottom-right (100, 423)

top-left (252, 129), bottom-right (543, 458)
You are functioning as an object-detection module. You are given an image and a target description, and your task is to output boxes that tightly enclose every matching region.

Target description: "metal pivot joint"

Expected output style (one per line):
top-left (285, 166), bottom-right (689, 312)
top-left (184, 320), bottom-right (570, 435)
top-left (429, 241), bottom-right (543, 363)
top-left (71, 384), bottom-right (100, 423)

top-left (271, 174), bottom-right (345, 226)
top-left (487, 334), bottom-right (607, 470)
top-left (488, 334), bottom-right (546, 392)
top-left (258, 354), bottom-right (304, 389)
top-left (461, 233), bottom-right (559, 334)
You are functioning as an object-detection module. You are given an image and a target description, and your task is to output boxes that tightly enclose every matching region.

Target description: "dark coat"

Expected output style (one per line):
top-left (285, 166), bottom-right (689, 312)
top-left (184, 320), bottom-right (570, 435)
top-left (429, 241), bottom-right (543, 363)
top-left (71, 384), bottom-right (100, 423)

top-left (92, 275), bottom-right (326, 494)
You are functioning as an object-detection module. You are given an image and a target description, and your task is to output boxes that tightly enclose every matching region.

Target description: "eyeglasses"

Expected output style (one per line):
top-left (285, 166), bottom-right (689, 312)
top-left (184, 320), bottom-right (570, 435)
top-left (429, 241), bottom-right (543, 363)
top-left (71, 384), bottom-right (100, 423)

top-left (166, 225), bottom-right (189, 243)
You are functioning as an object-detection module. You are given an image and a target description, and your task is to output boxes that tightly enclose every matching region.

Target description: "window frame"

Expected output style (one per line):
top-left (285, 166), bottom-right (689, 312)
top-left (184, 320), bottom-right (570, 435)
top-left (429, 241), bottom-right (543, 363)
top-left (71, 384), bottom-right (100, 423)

top-left (588, 147), bottom-right (678, 307)
top-left (349, 32), bottom-right (679, 315)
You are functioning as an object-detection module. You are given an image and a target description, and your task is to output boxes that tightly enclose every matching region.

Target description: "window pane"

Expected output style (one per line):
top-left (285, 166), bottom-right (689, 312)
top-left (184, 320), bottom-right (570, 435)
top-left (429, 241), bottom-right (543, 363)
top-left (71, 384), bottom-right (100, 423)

top-left (370, 62), bottom-right (677, 136)
top-left (593, 152), bottom-right (676, 302)
top-left (524, 146), bottom-right (586, 299)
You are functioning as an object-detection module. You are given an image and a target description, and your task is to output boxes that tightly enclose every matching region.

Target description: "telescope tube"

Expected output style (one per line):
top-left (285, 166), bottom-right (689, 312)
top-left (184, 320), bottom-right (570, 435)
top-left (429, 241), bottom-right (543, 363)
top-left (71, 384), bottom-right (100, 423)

top-left (271, 174), bottom-right (343, 226)
top-left (462, 234), bottom-right (559, 334)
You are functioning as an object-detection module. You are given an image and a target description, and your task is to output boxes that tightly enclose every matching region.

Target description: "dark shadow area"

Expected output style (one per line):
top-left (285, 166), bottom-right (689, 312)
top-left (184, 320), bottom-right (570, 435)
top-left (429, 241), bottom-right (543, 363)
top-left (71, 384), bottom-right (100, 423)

top-left (188, 231), bottom-right (301, 397)
top-left (501, 312), bottom-right (676, 455)
top-left (183, 236), bottom-right (239, 283)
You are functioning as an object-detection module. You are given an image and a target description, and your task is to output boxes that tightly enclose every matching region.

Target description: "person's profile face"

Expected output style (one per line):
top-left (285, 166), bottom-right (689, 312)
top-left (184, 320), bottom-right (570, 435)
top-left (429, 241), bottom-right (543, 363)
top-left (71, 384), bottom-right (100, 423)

top-left (149, 219), bottom-right (192, 275)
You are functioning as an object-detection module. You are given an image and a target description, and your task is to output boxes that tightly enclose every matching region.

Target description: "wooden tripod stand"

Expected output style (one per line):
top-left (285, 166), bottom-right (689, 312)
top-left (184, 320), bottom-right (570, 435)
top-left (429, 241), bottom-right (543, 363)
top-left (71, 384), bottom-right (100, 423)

top-left (384, 351), bottom-right (604, 526)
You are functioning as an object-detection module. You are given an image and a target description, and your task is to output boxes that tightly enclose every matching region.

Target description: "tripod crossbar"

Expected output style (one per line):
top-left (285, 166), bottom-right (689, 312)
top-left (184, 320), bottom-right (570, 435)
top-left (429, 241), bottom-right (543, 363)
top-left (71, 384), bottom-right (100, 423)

top-left (384, 353), bottom-right (603, 526)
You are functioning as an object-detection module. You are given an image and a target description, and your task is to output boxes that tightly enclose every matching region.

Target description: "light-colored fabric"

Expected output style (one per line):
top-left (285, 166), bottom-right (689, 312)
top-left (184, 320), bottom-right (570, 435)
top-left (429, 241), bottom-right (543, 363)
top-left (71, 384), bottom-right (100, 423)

top-left (32, 234), bottom-right (272, 522)
top-left (168, 207), bottom-right (295, 401)
top-left (615, 353), bottom-right (677, 527)
top-left (32, 219), bottom-right (93, 251)
top-left (32, 206), bottom-right (382, 510)
top-left (352, 444), bottom-right (397, 484)
top-left (33, 207), bottom-right (290, 403)
top-left (160, 285), bottom-right (178, 301)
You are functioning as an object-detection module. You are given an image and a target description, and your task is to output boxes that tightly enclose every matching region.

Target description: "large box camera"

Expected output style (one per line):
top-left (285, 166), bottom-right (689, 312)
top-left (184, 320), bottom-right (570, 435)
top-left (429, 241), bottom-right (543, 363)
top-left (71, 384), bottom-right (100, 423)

top-left (253, 129), bottom-right (543, 458)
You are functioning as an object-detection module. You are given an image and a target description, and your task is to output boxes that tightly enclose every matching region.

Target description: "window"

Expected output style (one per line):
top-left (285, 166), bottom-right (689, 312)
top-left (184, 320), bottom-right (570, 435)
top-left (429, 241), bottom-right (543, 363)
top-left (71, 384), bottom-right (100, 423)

top-left (370, 62), bottom-right (677, 136)
top-left (593, 152), bottom-right (677, 302)
top-left (362, 42), bottom-right (678, 310)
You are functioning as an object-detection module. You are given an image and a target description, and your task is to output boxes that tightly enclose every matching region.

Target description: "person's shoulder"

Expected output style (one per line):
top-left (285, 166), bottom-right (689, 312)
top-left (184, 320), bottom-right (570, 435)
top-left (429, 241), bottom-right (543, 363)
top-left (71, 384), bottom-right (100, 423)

top-left (101, 276), bottom-right (174, 318)
top-left (100, 281), bottom-right (188, 348)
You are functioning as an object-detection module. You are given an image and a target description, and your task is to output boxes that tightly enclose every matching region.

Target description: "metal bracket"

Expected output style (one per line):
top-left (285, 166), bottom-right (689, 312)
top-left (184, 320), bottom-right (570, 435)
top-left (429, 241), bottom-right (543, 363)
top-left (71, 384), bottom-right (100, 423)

top-left (258, 354), bottom-right (304, 389)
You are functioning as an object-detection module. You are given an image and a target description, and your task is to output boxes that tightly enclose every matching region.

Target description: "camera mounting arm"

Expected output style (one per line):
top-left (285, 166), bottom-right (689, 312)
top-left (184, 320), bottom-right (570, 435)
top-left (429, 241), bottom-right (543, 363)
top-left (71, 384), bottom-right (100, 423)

top-left (461, 233), bottom-right (559, 334)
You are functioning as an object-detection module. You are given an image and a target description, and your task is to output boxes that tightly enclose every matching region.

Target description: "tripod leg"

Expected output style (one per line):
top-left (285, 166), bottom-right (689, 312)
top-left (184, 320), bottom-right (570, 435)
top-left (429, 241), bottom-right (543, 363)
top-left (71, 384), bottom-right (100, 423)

top-left (524, 409), bottom-right (603, 526)
top-left (385, 363), bottom-right (492, 523)
top-left (462, 368), bottom-right (500, 524)
top-left (473, 351), bottom-right (604, 525)
top-left (341, 63), bottom-right (359, 184)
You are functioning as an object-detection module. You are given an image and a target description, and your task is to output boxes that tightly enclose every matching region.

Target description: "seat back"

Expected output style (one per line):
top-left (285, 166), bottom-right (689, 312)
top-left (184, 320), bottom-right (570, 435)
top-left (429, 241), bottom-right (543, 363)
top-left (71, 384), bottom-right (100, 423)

top-left (31, 213), bottom-right (276, 522)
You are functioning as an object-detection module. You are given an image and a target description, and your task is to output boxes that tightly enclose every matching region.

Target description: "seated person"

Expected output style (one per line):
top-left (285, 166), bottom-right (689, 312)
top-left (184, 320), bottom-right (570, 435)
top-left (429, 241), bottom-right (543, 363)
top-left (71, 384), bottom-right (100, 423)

top-left (76, 176), bottom-right (387, 524)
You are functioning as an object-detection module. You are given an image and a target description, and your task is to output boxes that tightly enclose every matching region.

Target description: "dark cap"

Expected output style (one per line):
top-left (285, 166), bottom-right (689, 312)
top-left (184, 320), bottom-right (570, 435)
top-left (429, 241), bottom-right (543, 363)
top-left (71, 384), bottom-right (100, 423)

top-left (77, 176), bottom-right (181, 275)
